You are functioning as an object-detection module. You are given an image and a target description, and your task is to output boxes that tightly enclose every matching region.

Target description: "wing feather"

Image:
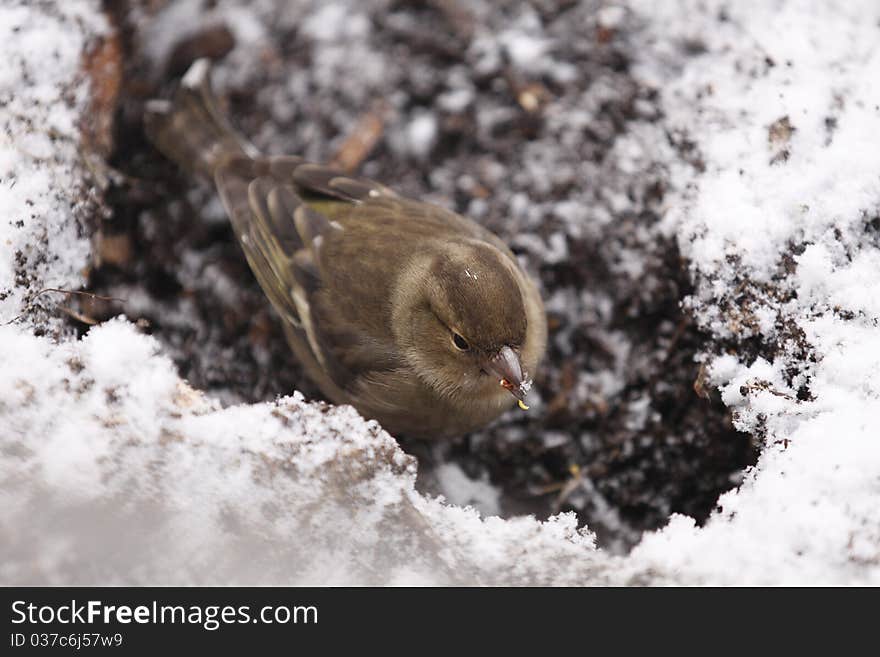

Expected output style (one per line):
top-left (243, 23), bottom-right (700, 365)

top-left (216, 155), bottom-right (416, 392)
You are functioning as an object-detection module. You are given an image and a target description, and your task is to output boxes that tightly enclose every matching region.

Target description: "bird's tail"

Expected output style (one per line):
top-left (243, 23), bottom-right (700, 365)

top-left (144, 58), bottom-right (258, 181)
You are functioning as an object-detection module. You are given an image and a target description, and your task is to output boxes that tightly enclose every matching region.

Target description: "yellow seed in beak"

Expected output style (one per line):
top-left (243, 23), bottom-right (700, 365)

top-left (517, 400), bottom-right (529, 411)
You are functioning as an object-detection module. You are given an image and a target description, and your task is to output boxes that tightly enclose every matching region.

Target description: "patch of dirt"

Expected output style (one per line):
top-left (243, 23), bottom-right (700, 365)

top-left (85, 0), bottom-right (757, 549)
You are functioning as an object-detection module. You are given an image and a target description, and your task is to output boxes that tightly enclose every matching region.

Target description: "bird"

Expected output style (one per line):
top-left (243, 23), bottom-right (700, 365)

top-left (144, 59), bottom-right (547, 439)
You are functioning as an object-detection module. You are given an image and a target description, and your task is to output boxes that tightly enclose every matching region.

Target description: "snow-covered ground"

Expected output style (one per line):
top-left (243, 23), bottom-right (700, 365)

top-left (626, 0), bottom-right (880, 584)
top-left (0, 1), bottom-right (108, 331)
top-left (1, 0), bottom-right (878, 585)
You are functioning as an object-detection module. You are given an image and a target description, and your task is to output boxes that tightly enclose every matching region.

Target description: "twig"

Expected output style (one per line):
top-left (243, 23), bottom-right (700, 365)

top-left (2, 287), bottom-right (125, 326)
top-left (662, 314), bottom-right (691, 364)
top-left (551, 463), bottom-right (586, 513)
top-left (57, 305), bottom-right (99, 325)
top-left (330, 102), bottom-right (388, 172)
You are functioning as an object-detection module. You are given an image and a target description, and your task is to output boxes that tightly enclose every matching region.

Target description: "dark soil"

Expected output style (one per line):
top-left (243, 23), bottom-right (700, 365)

top-left (87, 0), bottom-right (757, 550)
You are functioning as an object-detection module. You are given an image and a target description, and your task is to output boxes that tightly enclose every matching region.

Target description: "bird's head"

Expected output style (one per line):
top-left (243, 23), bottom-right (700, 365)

top-left (392, 240), bottom-right (537, 410)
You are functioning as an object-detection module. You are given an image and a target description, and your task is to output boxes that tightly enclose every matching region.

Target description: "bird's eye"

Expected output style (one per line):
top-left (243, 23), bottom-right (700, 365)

top-left (452, 332), bottom-right (470, 351)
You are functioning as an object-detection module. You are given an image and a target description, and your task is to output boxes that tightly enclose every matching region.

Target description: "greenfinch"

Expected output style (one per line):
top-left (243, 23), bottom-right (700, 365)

top-left (145, 59), bottom-right (547, 438)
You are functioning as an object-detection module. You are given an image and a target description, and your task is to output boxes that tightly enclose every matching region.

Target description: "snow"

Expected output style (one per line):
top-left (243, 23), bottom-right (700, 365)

top-left (434, 463), bottom-right (502, 518)
top-left (406, 112), bottom-right (438, 160)
top-left (0, 1), bottom-right (108, 330)
top-left (2, 0), bottom-right (879, 585)
top-left (624, 0), bottom-right (880, 584)
top-left (2, 319), bottom-right (611, 585)
top-left (438, 87), bottom-right (474, 114)
top-left (597, 6), bottom-right (626, 30)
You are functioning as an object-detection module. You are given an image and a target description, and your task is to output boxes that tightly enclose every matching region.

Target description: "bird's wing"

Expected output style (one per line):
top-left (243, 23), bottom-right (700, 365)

top-left (214, 155), bottom-right (403, 389)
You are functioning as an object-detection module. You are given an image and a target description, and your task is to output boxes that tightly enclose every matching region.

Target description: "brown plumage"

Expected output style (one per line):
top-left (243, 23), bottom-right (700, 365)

top-left (145, 59), bottom-right (547, 438)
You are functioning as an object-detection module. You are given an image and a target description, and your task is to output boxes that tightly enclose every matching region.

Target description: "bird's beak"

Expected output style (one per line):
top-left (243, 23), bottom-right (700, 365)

top-left (483, 346), bottom-right (532, 410)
